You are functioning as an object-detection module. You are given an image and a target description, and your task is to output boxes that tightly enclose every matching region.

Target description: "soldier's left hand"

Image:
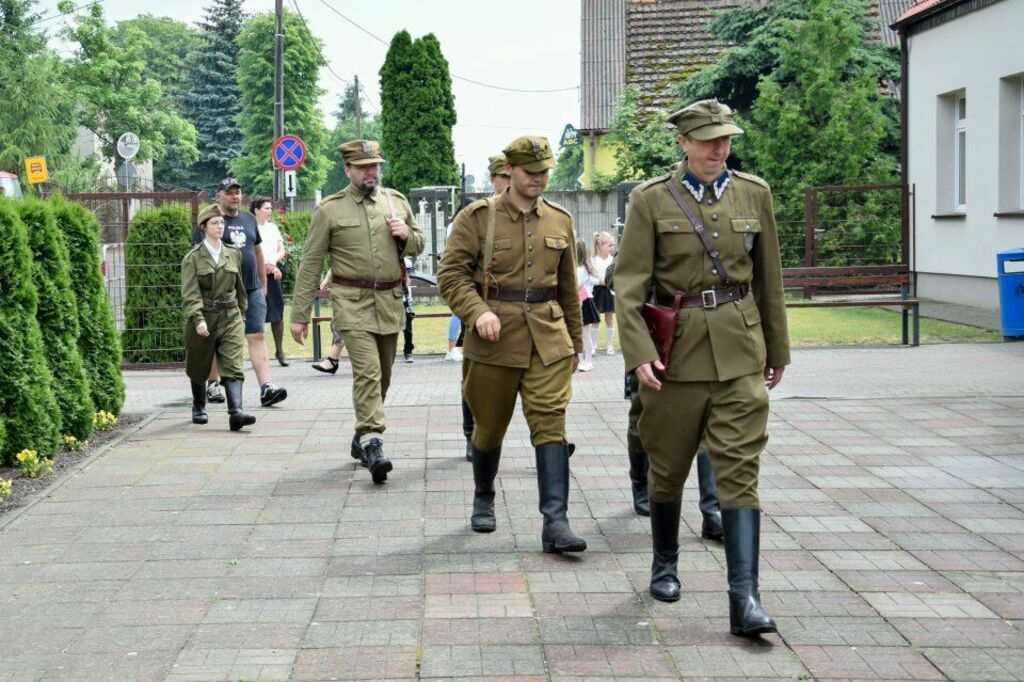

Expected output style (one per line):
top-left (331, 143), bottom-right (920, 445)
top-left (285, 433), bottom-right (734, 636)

top-left (387, 218), bottom-right (409, 241)
top-left (764, 366), bottom-right (785, 390)
top-left (291, 322), bottom-right (308, 345)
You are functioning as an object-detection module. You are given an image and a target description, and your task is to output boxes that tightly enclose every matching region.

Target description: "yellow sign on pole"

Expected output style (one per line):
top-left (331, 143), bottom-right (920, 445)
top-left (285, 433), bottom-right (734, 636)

top-left (25, 156), bottom-right (48, 184)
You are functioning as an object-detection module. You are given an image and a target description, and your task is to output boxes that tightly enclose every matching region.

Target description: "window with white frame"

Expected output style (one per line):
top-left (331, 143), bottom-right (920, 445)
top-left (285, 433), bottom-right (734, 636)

top-left (954, 95), bottom-right (967, 212)
top-left (1020, 79), bottom-right (1023, 209)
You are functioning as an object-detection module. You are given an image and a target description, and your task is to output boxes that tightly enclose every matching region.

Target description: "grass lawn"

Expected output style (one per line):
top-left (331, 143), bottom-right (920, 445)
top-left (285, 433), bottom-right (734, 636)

top-left (259, 302), bottom-right (999, 360)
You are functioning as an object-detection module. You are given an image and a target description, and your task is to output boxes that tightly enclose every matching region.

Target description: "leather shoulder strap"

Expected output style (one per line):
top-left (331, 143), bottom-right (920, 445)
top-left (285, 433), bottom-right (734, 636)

top-left (665, 179), bottom-right (732, 285)
top-left (480, 198), bottom-right (498, 300)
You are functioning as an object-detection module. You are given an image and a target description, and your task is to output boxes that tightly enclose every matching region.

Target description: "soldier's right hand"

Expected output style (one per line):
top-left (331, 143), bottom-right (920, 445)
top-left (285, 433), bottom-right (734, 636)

top-left (196, 321), bottom-right (210, 337)
top-left (291, 322), bottom-right (308, 345)
top-left (636, 361), bottom-right (664, 391)
top-left (475, 311), bottom-right (501, 342)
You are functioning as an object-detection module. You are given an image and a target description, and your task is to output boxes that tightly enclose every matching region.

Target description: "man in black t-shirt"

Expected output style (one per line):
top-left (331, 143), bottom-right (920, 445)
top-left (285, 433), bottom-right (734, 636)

top-left (196, 178), bottom-right (287, 407)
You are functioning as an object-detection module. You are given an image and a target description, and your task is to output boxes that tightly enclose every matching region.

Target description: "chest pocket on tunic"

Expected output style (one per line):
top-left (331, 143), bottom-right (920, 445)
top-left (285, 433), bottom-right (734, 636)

top-left (197, 263), bottom-right (215, 294)
top-left (543, 236), bottom-right (568, 273)
top-left (731, 219), bottom-right (761, 253)
top-left (656, 219), bottom-right (699, 257)
top-left (337, 217), bottom-right (361, 229)
top-left (490, 235), bottom-right (513, 272)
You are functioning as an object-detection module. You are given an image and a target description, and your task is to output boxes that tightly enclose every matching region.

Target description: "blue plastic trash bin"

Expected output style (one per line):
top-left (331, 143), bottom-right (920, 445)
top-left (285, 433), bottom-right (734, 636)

top-left (997, 248), bottom-right (1024, 338)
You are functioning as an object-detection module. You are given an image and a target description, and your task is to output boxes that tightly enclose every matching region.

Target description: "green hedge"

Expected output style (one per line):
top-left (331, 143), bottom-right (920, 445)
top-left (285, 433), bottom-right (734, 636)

top-left (17, 198), bottom-right (95, 440)
top-left (121, 204), bottom-right (192, 363)
top-left (51, 196), bottom-right (125, 415)
top-left (0, 200), bottom-right (61, 464)
top-left (279, 210), bottom-right (312, 296)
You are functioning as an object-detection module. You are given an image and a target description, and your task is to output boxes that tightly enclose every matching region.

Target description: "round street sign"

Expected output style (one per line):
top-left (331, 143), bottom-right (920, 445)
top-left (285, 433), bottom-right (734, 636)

top-left (272, 135), bottom-right (307, 171)
top-left (117, 132), bottom-right (141, 160)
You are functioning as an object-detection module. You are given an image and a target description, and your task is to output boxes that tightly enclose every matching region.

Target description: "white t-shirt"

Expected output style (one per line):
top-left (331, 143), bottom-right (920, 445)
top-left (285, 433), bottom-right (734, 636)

top-left (259, 221), bottom-right (284, 264)
top-left (576, 265), bottom-right (597, 298)
top-left (593, 254), bottom-right (613, 284)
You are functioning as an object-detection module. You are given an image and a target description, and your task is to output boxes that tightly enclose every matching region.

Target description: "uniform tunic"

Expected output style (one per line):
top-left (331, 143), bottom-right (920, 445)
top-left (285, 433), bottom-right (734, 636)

top-left (438, 192), bottom-right (584, 449)
top-left (290, 184), bottom-right (424, 436)
top-left (181, 243), bottom-right (248, 384)
top-left (614, 162), bottom-right (790, 507)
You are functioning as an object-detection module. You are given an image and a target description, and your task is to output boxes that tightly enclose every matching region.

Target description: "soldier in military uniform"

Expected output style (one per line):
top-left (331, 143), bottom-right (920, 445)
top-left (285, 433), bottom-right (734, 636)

top-left (606, 256), bottom-right (724, 535)
top-left (181, 205), bottom-right (256, 431)
top-left (488, 154), bottom-right (511, 194)
top-left (615, 100), bottom-right (790, 636)
top-left (290, 140), bottom-right (425, 484)
top-left (438, 136), bottom-right (586, 553)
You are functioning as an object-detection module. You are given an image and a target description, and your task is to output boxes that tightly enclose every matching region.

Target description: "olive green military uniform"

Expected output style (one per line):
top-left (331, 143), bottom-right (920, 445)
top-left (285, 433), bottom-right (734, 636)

top-left (616, 153), bottom-right (789, 505)
top-left (291, 143), bottom-right (424, 438)
top-left (487, 154), bottom-right (507, 178)
top-left (438, 136), bottom-right (587, 553)
top-left (181, 242), bottom-right (247, 384)
top-left (438, 190), bottom-right (583, 449)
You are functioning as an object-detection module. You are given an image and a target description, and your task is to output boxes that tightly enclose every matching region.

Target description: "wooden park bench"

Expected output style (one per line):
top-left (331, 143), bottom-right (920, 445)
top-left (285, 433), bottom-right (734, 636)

top-left (782, 264), bottom-right (920, 346)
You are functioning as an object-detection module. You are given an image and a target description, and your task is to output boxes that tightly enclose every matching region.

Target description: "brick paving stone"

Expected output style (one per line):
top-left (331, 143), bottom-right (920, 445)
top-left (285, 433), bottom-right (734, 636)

top-left (420, 644), bottom-right (546, 677)
top-left (422, 617), bottom-right (539, 645)
top-left (890, 616), bottom-right (1024, 648)
top-left (834, 569), bottom-right (961, 593)
top-left (167, 648), bottom-right (295, 682)
top-left (545, 644), bottom-right (679, 678)
top-left (291, 645), bottom-right (418, 679)
top-left (921, 646), bottom-right (1024, 681)
top-left (774, 616), bottom-right (907, 646)
top-left (792, 644), bottom-right (945, 679)
top-left (669, 644), bottom-right (809, 678)
top-left (975, 592), bottom-right (1024, 619)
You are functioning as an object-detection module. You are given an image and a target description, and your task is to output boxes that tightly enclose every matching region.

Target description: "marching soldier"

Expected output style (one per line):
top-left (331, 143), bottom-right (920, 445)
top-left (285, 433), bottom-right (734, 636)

top-left (290, 140), bottom-right (425, 484)
top-left (438, 136), bottom-right (586, 553)
top-left (181, 205), bottom-right (256, 431)
top-left (615, 100), bottom-right (790, 636)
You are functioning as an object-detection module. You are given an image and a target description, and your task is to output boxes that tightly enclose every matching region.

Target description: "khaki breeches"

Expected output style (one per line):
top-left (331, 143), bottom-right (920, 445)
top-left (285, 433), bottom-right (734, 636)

top-left (638, 371), bottom-right (768, 508)
top-left (464, 353), bottom-right (573, 450)
top-left (184, 309), bottom-right (245, 384)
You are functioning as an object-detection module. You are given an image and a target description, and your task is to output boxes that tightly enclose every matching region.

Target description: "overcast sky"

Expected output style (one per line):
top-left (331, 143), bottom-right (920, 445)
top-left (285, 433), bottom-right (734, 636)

top-left (38, 0), bottom-right (582, 187)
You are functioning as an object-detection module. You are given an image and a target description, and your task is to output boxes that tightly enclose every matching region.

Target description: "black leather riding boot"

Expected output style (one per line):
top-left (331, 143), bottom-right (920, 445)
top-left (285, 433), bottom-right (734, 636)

top-left (351, 434), bottom-right (367, 467)
top-left (362, 437), bottom-right (392, 484)
top-left (627, 448), bottom-right (650, 516)
top-left (222, 380), bottom-right (255, 431)
top-left (649, 497), bottom-right (682, 602)
top-left (696, 449), bottom-right (723, 540)
top-left (722, 507), bottom-right (777, 636)
top-left (470, 445), bottom-right (501, 532)
top-left (190, 382), bottom-right (208, 425)
top-left (462, 399), bottom-right (474, 462)
top-left (535, 443), bottom-right (586, 554)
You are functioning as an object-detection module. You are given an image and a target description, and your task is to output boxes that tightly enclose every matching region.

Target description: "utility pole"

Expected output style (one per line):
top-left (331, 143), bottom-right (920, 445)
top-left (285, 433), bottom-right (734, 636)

top-left (354, 74), bottom-right (362, 138)
top-left (273, 0), bottom-right (285, 203)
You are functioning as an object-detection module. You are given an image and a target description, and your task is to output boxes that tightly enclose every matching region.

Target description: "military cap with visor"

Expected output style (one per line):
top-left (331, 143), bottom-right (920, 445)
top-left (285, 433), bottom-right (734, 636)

top-left (488, 154), bottom-right (508, 178)
top-left (503, 136), bottom-right (556, 172)
top-left (196, 204), bottom-right (224, 228)
top-left (338, 139), bottom-right (385, 166)
top-left (668, 99), bottom-right (744, 140)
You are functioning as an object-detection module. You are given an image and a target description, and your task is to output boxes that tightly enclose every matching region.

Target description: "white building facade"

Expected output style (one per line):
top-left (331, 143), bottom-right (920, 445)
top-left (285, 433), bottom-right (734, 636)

top-left (896, 0), bottom-right (1024, 309)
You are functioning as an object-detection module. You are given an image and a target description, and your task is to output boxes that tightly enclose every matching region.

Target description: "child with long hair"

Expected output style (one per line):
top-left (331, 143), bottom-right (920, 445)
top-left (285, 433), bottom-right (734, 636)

top-left (576, 239), bottom-right (600, 371)
top-left (592, 231), bottom-right (616, 354)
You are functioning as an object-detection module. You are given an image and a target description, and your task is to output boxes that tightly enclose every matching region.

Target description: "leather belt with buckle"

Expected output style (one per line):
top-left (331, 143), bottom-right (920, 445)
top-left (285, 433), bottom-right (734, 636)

top-left (656, 283), bottom-right (749, 309)
top-left (479, 285), bottom-right (558, 303)
top-left (202, 299), bottom-right (238, 310)
top-left (332, 275), bottom-right (401, 290)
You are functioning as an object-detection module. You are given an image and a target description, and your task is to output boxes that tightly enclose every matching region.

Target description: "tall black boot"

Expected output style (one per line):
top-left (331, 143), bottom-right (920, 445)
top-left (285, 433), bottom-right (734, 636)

top-left (190, 382), bottom-right (208, 425)
top-left (462, 399), bottom-right (474, 462)
top-left (696, 448), bottom-right (723, 541)
top-left (470, 445), bottom-right (501, 532)
top-left (535, 443), bottom-right (587, 554)
top-left (723, 507), bottom-right (777, 636)
top-left (362, 436), bottom-right (392, 484)
top-left (649, 497), bottom-right (682, 602)
top-left (627, 449), bottom-right (650, 516)
top-left (223, 380), bottom-right (256, 431)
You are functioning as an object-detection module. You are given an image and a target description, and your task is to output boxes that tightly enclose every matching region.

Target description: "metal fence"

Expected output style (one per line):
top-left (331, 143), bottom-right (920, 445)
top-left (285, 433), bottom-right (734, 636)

top-left (61, 192), bottom-right (202, 367)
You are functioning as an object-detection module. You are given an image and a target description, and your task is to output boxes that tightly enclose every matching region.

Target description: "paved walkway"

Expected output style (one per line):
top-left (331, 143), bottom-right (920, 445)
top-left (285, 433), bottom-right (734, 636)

top-left (2, 343), bottom-right (1024, 681)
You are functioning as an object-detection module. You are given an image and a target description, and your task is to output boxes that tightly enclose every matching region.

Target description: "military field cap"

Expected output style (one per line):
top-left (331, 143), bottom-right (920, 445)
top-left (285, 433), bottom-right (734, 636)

top-left (667, 99), bottom-right (744, 140)
top-left (503, 136), bottom-right (556, 172)
top-left (338, 139), bottom-right (385, 166)
top-left (197, 204), bottom-right (224, 227)
top-left (217, 177), bottom-right (242, 192)
top-left (488, 154), bottom-right (508, 177)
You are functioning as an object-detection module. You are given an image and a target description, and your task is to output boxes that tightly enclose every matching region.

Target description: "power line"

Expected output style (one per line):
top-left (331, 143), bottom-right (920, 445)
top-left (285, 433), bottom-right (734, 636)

top-left (289, 0), bottom-right (351, 89)
top-left (26, 0), bottom-right (104, 29)
top-left (314, 0), bottom-right (579, 94)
